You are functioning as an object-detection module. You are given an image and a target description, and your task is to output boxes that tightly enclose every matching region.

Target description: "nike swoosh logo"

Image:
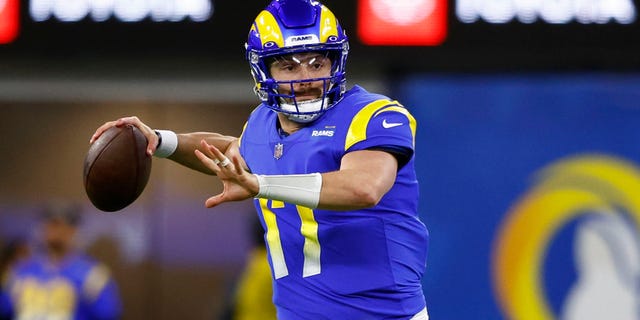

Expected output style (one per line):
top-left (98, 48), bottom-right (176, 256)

top-left (382, 119), bottom-right (404, 129)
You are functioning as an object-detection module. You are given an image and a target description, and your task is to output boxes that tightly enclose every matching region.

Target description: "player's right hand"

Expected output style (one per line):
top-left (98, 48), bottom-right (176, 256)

top-left (90, 116), bottom-right (159, 156)
top-left (194, 139), bottom-right (259, 208)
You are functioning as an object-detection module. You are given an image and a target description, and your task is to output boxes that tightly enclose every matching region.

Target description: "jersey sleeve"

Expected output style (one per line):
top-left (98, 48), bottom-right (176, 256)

top-left (83, 264), bottom-right (122, 320)
top-left (344, 100), bottom-right (416, 159)
top-left (239, 105), bottom-right (264, 173)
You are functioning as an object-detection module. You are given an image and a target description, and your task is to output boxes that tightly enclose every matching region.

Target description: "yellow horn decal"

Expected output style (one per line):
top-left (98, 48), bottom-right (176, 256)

top-left (254, 10), bottom-right (285, 48)
top-left (319, 6), bottom-right (339, 42)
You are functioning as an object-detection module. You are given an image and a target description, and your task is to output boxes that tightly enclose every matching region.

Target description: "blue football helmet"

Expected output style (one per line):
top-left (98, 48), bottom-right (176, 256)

top-left (246, 0), bottom-right (349, 123)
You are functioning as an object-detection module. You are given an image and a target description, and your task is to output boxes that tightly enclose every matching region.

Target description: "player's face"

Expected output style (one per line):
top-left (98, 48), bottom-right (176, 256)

top-left (43, 219), bottom-right (76, 254)
top-left (269, 52), bottom-right (332, 102)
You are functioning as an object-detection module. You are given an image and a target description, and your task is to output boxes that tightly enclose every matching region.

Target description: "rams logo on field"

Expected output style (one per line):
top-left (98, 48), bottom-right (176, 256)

top-left (493, 154), bottom-right (640, 320)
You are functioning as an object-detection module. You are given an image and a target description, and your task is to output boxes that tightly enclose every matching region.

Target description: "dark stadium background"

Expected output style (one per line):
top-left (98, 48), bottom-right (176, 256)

top-left (1, 0), bottom-right (639, 319)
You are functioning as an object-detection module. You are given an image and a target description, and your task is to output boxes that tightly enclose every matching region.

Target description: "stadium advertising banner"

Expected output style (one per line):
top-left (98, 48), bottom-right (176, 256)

top-left (1, 0), bottom-right (639, 69)
top-left (358, 0), bottom-right (637, 45)
top-left (0, 0), bottom-right (227, 56)
top-left (0, 0), bottom-right (19, 44)
top-left (29, 0), bottom-right (212, 22)
top-left (357, 0), bottom-right (449, 46)
top-left (396, 74), bottom-right (640, 319)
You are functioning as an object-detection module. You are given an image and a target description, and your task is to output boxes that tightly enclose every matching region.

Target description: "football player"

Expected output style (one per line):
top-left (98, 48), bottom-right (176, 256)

top-left (91, 0), bottom-right (429, 318)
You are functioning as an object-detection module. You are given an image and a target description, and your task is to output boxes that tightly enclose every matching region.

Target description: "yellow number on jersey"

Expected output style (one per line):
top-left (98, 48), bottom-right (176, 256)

top-left (259, 199), bottom-right (321, 279)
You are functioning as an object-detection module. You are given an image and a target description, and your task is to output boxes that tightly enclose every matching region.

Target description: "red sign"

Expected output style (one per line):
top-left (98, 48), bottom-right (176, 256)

top-left (0, 0), bottom-right (19, 44)
top-left (357, 0), bottom-right (447, 46)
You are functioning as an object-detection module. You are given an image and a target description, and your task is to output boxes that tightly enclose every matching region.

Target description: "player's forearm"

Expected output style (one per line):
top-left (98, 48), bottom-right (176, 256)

top-left (253, 150), bottom-right (397, 210)
top-left (316, 169), bottom-right (393, 210)
top-left (252, 170), bottom-right (383, 211)
top-left (167, 132), bottom-right (237, 174)
top-left (318, 150), bottom-right (397, 210)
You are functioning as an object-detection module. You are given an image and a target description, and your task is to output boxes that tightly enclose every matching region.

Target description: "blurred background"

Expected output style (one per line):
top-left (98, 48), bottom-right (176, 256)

top-left (1, 0), bottom-right (639, 319)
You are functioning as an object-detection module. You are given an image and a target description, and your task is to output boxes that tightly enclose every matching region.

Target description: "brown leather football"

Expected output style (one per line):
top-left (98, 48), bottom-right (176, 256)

top-left (83, 125), bottom-right (151, 212)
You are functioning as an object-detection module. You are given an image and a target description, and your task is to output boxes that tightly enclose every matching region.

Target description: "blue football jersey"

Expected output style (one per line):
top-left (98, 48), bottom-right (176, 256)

top-left (1, 253), bottom-right (121, 320)
top-left (239, 85), bottom-right (429, 319)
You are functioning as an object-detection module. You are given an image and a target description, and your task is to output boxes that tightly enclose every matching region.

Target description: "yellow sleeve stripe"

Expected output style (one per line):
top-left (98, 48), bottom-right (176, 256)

top-left (345, 99), bottom-right (392, 151)
top-left (319, 5), bottom-right (339, 42)
top-left (254, 10), bottom-right (285, 48)
top-left (344, 100), bottom-right (416, 151)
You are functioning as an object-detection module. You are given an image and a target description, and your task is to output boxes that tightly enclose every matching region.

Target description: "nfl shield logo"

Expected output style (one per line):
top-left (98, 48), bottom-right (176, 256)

top-left (274, 143), bottom-right (284, 159)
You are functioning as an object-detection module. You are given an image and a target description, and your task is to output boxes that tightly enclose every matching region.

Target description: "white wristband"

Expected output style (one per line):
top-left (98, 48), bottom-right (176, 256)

top-left (254, 173), bottom-right (322, 208)
top-left (154, 130), bottom-right (178, 158)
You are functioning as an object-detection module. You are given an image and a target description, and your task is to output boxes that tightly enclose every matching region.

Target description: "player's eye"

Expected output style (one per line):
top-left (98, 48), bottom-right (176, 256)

top-left (284, 64), bottom-right (296, 72)
top-left (309, 56), bottom-right (329, 70)
top-left (275, 63), bottom-right (295, 72)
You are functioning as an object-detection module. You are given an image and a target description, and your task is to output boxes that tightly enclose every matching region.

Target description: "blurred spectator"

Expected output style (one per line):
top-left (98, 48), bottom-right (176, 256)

top-left (231, 246), bottom-right (276, 320)
top-left (220, 219), bottom-right (276, 320)
top-left (0, 238), bottom-right (31, 320)
top-left (0, 203), bottom-right (122, 320)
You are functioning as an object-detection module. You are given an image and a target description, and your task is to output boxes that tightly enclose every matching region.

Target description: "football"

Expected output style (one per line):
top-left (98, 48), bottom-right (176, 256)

top-left (83, 124), bottom-right (152, 212)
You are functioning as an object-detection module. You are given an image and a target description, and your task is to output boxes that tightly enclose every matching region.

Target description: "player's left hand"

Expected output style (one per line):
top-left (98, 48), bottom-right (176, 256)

top-left (194, 139), bottom-right (259, 208)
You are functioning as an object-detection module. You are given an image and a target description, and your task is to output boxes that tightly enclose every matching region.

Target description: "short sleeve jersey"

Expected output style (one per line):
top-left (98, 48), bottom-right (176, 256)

top-left (239, 85), bottom-right (429, 319)
top-left (2, 254), bottom-right (122, 320)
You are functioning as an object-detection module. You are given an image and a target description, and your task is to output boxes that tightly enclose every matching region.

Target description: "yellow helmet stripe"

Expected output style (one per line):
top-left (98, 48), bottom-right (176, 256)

top-left (319, 5), bottom-right (339, 42)
top-left (254, 10), bottom-right (285, 48)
